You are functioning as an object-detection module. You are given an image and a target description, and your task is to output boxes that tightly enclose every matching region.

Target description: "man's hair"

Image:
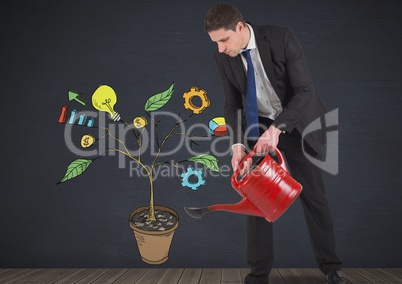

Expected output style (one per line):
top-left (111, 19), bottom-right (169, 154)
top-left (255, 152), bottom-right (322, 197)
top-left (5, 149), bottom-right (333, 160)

top-left (204, 3), bottom-right (246, 32)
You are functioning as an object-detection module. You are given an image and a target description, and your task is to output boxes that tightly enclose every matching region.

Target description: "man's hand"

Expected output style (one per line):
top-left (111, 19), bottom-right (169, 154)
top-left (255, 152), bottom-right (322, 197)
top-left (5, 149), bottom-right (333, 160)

top-left (231, 144), bottom-right (249, 176)
top-left (254, 125), bottom-right (282, 154)
top-left (231, 125), bottom-right (282, 176)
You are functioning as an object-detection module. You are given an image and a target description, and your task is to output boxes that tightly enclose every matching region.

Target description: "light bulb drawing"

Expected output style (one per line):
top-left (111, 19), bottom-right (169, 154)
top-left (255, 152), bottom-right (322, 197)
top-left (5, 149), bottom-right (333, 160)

top-left (92, 85), bottom-right (121, 121)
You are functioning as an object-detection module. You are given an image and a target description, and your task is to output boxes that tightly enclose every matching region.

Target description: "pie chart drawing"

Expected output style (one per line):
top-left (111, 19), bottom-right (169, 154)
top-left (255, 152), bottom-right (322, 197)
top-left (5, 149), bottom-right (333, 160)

top-left (209, 117), bottom-right (227, 136)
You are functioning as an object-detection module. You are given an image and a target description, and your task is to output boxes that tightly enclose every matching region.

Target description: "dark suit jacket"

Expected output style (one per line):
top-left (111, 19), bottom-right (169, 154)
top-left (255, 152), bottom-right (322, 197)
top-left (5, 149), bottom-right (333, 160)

top-left (214, 24), bottom-right (327, 154)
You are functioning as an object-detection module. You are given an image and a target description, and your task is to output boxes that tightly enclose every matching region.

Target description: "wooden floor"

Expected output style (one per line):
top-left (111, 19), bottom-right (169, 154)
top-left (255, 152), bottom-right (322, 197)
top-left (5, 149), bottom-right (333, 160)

top-left (0, 268), bottom-right (401, 283)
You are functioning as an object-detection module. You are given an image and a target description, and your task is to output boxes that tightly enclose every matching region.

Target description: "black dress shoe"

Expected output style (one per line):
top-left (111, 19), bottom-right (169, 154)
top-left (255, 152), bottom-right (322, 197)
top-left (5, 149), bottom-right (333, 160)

top-left (326, 270), bottom-right (345, 284)
top-left (244, 273), bottom-right (268, 284)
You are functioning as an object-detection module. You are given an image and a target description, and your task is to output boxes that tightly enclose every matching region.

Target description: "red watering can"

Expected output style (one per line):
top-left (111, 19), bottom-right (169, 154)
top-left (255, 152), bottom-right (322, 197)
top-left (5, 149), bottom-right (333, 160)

top-left (184, 148), bottom-right (302, 222)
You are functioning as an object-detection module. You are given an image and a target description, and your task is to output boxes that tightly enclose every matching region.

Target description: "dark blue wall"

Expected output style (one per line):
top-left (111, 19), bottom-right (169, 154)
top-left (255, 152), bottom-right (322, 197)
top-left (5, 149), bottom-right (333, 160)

top-left (1, 0), bottom-right (401, 268)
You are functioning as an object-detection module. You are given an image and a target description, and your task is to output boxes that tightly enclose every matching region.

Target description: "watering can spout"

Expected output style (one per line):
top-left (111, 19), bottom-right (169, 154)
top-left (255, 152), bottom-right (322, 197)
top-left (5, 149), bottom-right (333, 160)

top-left (183, 206), bottom-right (209, 219)
top-left (184, 198), bottom-right (264, 219)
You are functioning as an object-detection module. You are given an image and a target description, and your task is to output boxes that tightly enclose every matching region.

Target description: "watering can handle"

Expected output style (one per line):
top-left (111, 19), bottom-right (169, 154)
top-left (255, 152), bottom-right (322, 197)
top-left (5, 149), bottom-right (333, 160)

top-left (269, 149), bottom-right (288, 172)
top-left (232, 148), bottom-right (289, 184)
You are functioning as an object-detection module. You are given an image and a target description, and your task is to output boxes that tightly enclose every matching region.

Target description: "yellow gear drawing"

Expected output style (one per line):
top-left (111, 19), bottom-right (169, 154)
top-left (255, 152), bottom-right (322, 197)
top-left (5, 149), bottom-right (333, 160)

top-left (183, 87), bottom-right (210, 114)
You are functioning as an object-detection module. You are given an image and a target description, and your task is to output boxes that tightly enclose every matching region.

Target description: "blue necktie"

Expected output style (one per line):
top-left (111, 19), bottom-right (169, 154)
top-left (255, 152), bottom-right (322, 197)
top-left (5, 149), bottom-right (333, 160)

top-left (242, 50), bottom-right (259, 139)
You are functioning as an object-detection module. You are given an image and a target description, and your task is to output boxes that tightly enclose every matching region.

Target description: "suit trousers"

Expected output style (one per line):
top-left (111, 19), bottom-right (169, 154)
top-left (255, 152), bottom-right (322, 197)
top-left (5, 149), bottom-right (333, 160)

top-left (244, 118), bottom-right (342, 284)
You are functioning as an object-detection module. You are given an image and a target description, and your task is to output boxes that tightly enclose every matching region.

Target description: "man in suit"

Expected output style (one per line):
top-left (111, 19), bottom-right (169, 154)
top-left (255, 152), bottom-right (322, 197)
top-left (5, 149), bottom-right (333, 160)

top-left (204, 4), bottom-right (344, 284)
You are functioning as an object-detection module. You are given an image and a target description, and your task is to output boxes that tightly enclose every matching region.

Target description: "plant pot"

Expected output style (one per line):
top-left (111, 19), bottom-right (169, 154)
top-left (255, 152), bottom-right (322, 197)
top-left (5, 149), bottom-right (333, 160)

top-left (129, 205), bottom-right (179, 265)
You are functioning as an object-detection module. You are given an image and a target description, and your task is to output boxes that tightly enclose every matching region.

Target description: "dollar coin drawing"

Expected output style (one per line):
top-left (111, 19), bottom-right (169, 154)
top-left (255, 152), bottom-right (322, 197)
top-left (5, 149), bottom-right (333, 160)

top-left (81, 134), bottom-right (96, 148)
top-left (133, 116), bottom-right (148, 129)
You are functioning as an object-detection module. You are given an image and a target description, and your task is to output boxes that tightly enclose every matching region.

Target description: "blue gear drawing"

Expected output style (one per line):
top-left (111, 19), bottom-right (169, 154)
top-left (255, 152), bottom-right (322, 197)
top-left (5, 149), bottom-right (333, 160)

top-left (181, 166), bottom-right (206, 190)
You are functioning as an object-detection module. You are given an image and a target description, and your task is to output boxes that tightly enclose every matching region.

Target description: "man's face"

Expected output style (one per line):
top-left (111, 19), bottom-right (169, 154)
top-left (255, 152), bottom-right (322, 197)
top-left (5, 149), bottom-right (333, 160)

top-left (208, 22), bottom-right (247, 57)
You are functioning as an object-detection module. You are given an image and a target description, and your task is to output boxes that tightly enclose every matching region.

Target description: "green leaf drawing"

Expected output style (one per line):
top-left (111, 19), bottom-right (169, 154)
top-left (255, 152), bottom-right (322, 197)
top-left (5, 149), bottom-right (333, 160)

top-left (58, 159), bottom-right (92, 184)
top-left (188, 154), bottom-right (220, 173)
top-left (144, 82), bottom-right (175, 112)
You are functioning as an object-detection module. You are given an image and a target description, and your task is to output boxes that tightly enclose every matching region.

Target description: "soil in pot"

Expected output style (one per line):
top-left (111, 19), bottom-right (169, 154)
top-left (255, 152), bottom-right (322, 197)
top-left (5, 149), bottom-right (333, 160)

top-left (130, 208), bottom-right (178, 231)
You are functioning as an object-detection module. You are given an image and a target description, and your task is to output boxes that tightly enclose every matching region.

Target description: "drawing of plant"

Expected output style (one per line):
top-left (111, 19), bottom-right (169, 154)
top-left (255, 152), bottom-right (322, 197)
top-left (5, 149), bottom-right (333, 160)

top-left (57, 82), bottom-right (220, 264)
